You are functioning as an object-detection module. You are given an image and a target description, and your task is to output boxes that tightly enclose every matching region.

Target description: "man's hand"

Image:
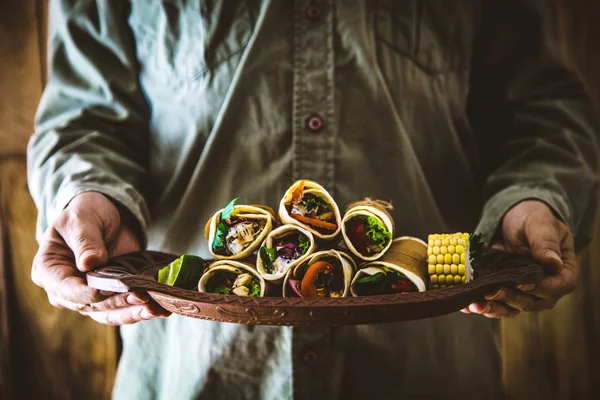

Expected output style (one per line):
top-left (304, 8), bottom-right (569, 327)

top-left (462, 200), bottom-right (578, 318)
top-left (31, 192), bottom-right (170, 325)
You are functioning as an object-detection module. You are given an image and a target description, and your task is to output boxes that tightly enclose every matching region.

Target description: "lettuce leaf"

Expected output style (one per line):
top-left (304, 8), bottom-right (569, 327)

top-left (260, 247), bottom-right (277, 273)
top-left (364, 216), bottom-right (392, 250)
top-left (249, 280), bottom-right (262, 297)
top-left (304, 197), bottom-right (331, 212)
top-left (298, 235), bottom-right (310, 255)
top-left (214, 285), bottom-right (231, 295)
top-left (211, 198), bottom-right (239, 252)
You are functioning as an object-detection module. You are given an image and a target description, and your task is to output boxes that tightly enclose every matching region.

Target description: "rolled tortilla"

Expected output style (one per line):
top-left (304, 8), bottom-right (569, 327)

top-left (205, 204), bottom-right (275, 260)
top-left (198, 260), bottom-right (266, 297)
top-left (282, 250), bottom-right (356, 298)
top-left (256, 225), bottom-right (316, 283)
top-left (278, 180), bottom-right (342, 241)
top-left (341, 199), bottom-right (395, 261)
top-left (351, 236), bottom-right (428, 295)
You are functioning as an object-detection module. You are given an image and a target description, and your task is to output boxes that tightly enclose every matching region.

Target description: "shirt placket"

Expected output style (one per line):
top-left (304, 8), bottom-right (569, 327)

top-left (291, 0), bottom-right (338, 399)
top-left (292, 0), bottom-right (336, 189)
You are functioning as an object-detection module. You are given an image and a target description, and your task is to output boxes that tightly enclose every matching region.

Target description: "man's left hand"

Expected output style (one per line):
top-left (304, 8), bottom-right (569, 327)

top-left (462, 200), bottom-right (578, 318)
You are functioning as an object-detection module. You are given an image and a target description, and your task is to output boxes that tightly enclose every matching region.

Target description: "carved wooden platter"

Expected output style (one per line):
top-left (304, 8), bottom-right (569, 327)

top-left (85, 251), bottom-right (545, 326)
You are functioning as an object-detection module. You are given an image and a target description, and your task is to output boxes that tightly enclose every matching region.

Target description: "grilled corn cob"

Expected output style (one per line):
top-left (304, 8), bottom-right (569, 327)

top-left (427, 233), bottom-right (474, 289)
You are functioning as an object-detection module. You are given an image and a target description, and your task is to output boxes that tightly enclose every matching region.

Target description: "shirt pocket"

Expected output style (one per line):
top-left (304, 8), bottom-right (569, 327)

top-left (129, 0), bottom-right (253, 86)
top-left (374, 0), bottom-right (465, 75)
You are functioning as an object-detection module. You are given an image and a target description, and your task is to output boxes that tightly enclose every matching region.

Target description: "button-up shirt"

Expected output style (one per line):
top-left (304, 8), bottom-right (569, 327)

top-left (28, 1), bottom-right (599, 399)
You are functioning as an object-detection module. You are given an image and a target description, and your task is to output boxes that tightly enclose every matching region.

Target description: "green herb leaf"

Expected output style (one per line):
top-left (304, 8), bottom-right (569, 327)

top-left (212, 221), bottom-right (230, 252)
top-left (260, 247), bottom-right (277, 273)
top-left (249, 280), bottom-right (262, 297)
top-left (364, 216), bottom-right (392, 250)
top-left (356, 272), bottom-right (386, 284)
top-left (221, 197), bottom-right (239, 220)
top-left (304, 197), bottom-right (331, 212)
top-left (214, 285), bottom-right (231, 295)
top-left (298, 235), bottom-right (310, 255)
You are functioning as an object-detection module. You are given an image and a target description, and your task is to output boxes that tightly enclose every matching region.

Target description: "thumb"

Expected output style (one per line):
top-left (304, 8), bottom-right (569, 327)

top-left (526, 220), bottom-right (563, 273)
top-left (62, 221), bottom-right (109, 272)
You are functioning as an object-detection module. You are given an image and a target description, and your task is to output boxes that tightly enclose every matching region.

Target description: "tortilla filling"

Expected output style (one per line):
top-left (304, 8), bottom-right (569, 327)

top-left (286, 181), bottom-right (337, 233)
top-left (260, 233), bottom-right (310, 274)
top-left (354, 267), bottom-right (417, 296)
top-left (207, 270), bottom-right (262, 297)
top-left (288, 259), bottom-right (344, 298)
top-left (212, 199), bottom-right (267, 256)
top-left (346, 215), bottom-right (392, 256)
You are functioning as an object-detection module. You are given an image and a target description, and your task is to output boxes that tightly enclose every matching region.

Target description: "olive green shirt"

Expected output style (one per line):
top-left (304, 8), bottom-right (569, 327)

top-left (28, 1), bottom-right (598, 399)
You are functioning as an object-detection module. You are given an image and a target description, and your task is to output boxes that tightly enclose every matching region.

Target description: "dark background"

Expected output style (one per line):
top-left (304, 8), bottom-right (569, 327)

top-left (1, 1), bottom-right (599, 399)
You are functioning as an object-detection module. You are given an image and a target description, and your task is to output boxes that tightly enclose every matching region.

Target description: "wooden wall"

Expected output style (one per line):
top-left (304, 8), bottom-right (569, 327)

top-left (0, 1), bottom-right (117, 399)
top-left (0, 1), bottom-right (598, 399)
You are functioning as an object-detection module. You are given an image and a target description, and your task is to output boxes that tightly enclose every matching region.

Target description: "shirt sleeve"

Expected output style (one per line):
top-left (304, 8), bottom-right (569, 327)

top-left (469, 0), bottom-right (600, 249)
top-left (27, 0), bottom-right (151, 244)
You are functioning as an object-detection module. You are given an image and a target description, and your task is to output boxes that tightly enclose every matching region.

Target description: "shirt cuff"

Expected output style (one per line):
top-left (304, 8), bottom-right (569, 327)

top-left (474, 185), bottom-right (572, 246)
top-left (42, 181), bottom-right (150, 248)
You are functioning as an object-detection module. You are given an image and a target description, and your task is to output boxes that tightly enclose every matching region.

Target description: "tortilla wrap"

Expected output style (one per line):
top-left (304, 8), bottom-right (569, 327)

top-left (256, 224), bottom-right (316, 283)
top-left (341, 200), bottom-right (395, 261)
top-left (278, 180), bottom-right (342, 241)
top-left (283, 250), bottom-right (356, 298)
top-left (205, 204), bottom-right (275, 260)
top-left (198, 260), bottom-right (266, 297)
top-left (351, 236), bottom-right (428, 295)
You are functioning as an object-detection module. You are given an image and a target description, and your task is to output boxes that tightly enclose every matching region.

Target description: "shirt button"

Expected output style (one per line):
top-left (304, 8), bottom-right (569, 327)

top-left (306, 115), bottom-right (324, 132)
top-left (305, 5), bottom-right (321, 20)
top-left (303, 351), bottom-right (319, 364)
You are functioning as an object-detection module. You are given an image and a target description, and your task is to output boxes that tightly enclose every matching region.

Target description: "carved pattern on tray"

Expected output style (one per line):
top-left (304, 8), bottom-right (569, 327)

top-left (85, 250), bottom-right (545, 326)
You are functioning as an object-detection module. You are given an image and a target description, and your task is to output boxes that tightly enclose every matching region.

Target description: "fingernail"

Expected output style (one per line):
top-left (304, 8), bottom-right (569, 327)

top-left (127, 294), bottom-right (148, 305)
top-left (141, 309), bottom-right (155, 319)
top-left (546, 250), bottom-right (562, 262)
top-left (518, 284), bottom-right (535, 291)
top-left (486, 289), bottom-right (506, 301)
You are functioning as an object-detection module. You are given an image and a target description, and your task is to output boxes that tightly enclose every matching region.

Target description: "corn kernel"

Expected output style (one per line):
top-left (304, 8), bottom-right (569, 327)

top-left (457, 238), bottom-right (466, 246)
top-left (454, 275), bottom-right (462, 285)
top-left (430, 275), bottom-right (438, 284)
top-left (450, 264), bottom-right (458, 275)
top-left (462, 276), bottom-right (467, 284)
top-left (441, 239), bottom-right (449, 246)
top-left (436, 264), bottom-right (444, 274)
top-left (447, 245), bottom-right (455, 254)
top-left (428, 264), bottom-right (436, 274)
top-left (445, 276), bottom-right (453, 286)
top-left (433, 246), bottom-right (440, 255)
top-left (462, 233), bottom-right (470, 240)
top-left (444, 254), bottom-right (452, 264)
top-left (460, 253), bottom-right (466, 264)
top-left (455, 245), bottom-right (465, 254)
top-left (458, 264), bottom-right (466, 276)
top-left (443, 264), bottom-right (451, 274)
top-left (450, 238), bottom-right (457, 246)
top-left (428, 254), bottom-right (437, 264)
top-left (427, 247), bottom-right (432, 255)
top-left (440, 246), bottom-right (448, 255)
top-left (428, 239), bottom-right (434, 246)
top-left (439, 275), bottom-right (446, 285)
top-left (452, 254), bottom-right (460, 264)
top-left (434, 239), bottom-right (441, 246)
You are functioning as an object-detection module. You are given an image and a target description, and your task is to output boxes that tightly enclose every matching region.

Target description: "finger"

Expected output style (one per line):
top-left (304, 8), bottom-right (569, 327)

top-left (484, 287), bottom-right (556, 312)
top-left (55, 214), bottom-right (109, 272)
top-left (108, 224), bottom-right (142, 258)
top-left (524, 217), bottom-right (563, 273)
top-left (460, 307), bottom-right (471, 314)
top-left (468, 301), bottom-right (520, 318)
top-left (32, 240), bottom-right (108, 304)
top-left (85, 292), bottom-right (149, 312)
top-left (82, 302), bottom-right (171, 326)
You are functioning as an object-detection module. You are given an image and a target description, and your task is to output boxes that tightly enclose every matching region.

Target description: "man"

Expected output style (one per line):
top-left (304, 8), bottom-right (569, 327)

top-left (28, 0), bottom-right (598, 399)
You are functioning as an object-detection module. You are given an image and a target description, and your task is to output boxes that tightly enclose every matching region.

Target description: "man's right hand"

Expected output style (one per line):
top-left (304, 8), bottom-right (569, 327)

top-left (31, 192), bottom-right (170, 325)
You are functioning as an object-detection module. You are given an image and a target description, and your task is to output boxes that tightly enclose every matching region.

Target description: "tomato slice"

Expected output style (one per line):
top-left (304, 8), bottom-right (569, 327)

top-left (290, 213), bottom-right (337, 231)
top-left (391, 279), bottom-right (417, 293)
top-left (300, 261), bottom-right (333, 297)
top-left (349, 222), bottom-right (367, 255)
